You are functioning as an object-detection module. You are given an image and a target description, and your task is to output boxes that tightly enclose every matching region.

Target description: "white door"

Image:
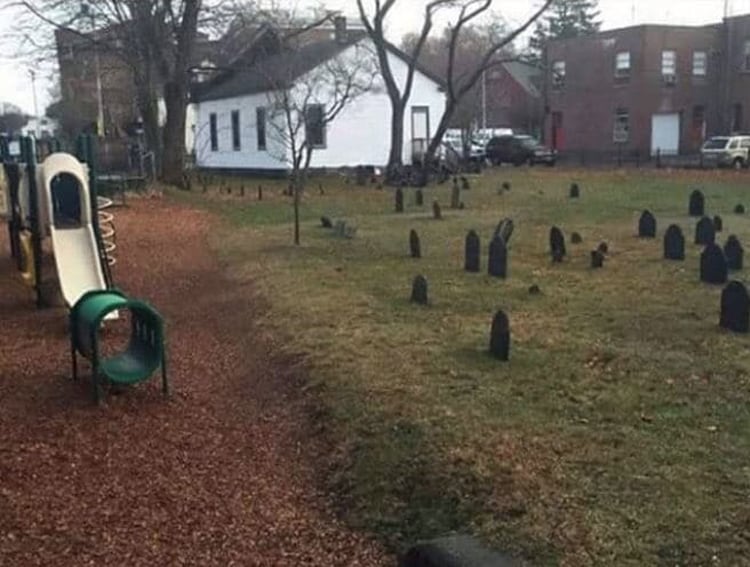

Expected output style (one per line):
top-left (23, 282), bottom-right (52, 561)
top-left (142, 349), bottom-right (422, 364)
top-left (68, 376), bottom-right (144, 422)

top-left (651, 113), bottom-right (680, 156)
top-left (411, 106), bottom-right (430, 163)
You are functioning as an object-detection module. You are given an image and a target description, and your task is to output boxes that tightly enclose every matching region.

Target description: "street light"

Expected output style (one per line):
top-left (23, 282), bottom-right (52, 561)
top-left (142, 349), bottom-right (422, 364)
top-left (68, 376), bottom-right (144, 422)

top-left (29, 69), bottom-right (39, 138)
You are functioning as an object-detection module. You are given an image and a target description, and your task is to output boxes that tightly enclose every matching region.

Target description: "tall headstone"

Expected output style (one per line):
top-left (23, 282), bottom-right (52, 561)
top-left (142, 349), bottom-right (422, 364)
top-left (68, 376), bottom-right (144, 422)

top-left (409, 229), bottom-right (421, 258)
top-left (494, 218), bottom-right (514, 244)
top-left (433, 201), bottom-right (442, 220)
top-left (569, 183), bottom-right (580, 199)
top-left (411, 275), bottom-right (428, 305)
top-left (488, 235), bottom-right (508, 278)
top-left (720, 281), bottom-right (750, 333)
top-left (451, 182), bottom-right (461, 209)
top-left (591, 249), bottom-right (605, 268)
top-left (724, 235), bottom-right (744, 270)
top-left (638, 210), bottom-right (657, 238)
top-left (415, 188), bottom-right (424, 206)
top-left (395, 188), bottom-right (404, 213)
top-left (700, 243), bottom-right (728, 284)
top-left (489, 310), bottom-right (510, 361)
top-left (713, 215), bottom-right (723, 233)
top-left (464, 230), bottom-right (481, 273)
top-left (550, 226), bottom-right (566, 262)
top-left (663, 224), bottom-right (685, 260)
top-left (695, 216), bottom-right (716, 245)
top-left (689, 189), bottom-right (705, 217)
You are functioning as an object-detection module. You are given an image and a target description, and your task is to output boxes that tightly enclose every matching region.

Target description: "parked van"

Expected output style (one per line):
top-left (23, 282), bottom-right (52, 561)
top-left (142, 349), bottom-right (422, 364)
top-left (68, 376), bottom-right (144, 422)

top-left (701, 135), bottom-right (750, 169)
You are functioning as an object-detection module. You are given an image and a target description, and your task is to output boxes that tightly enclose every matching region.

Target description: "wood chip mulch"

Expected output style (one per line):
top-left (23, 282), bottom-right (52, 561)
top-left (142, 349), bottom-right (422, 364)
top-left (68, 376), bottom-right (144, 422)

top-left (0, 197), bottom-right (389, 566)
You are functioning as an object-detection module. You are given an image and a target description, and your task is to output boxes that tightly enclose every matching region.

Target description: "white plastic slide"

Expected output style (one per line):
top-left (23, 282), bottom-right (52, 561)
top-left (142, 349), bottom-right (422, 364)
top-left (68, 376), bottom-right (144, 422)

top-left (39, 153), bottom-right (107, 307)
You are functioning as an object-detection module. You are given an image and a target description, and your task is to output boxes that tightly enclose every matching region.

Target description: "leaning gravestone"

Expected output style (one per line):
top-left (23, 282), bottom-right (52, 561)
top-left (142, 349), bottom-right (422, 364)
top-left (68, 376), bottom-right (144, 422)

top-left (415, 188), bottom-right (424, 206)
top-left (571, 232), bottom-right (583, 244)
top-left (550, 226), bottom-right (566, 262)
top-left (638, 210), bottom-right (657, 238)
top-left (464, 230), bottom-right (481, 273)
top-left (433, 201), bottom-right (442, 220)
top-left (451, 183), bottom-right (461, 209)
top-left (700, 243), bottom-right (728, 284)
top-left (720, 281), bottom-right (750, 333)
top-left (570, 183), bottom-right (580, 199)
top-left (320, 216), bottom-right (333, 229)
top-left (489, 311), bottom-right (510, 361)
top-left (713, 215), bottom-right (723, 233)
top-left (395, 188), bottom-right (404, 213)
top-left (695, 216), bottom-right (716, 245)
top-left (663, 224), bottom-right (685, 260)
top-left (591, 249), bottom-right (605, 268)
top-left (724, 235), bottom-right (744, 270)
top-left (409, 229), bottom-right (421, 259)
top-left (411, 275), bottom-right (428, 305)
top-left (494, 218), bottom-right (514, 244)
top-left (488, 235), bottom-right (508, 278)
top-left (689, 189), bottom-right (705, 217)
top-left (735, 204), bottom-right (745, 214)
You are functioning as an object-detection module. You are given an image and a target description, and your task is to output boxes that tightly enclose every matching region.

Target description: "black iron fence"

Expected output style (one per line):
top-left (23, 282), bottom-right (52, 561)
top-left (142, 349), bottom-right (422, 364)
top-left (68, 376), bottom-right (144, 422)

top-left (554, 149), bottom-right (725, 170)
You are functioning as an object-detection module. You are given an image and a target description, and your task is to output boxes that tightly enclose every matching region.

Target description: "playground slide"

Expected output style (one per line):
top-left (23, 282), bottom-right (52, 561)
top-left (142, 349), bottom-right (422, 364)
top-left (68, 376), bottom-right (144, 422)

top-left (39, 153), bottom-right (108, 307)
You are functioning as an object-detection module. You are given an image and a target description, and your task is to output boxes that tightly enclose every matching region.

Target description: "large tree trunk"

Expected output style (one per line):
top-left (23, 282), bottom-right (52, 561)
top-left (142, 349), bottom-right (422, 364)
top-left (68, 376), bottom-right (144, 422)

top-left (425, 99), bottom-right (457, 165)
top-left (387, 101), bottom-right (405, 182)
top-left (161, 80), bottom-right (188, 185)
top-left (134, 84), bottom-right (161, 173)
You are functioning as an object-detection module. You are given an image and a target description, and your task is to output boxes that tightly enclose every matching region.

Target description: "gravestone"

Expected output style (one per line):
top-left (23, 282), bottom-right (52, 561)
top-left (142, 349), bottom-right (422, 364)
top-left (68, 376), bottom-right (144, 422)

top-left (528, 284), bottom-right (541, 295)
top-left (720, 281), bottom-right (750, 333)
top-left (461, 176), bottom-right (470, 190)
top-left (320, 216), bottom-right (333, 229)
top-left (571, 232), bottom-right (583, 244)
top-left (459, 202), bottom-right (465, 210)
top-left (489, 310), bottom-right (510, 361)
top-left (713, 215), bottom-right (723, 232)
top-left (724, 235), bottom-right (744, 270)
top-left (415, 188), bottom-right (424, 206)
top-left (700, 243), bottom-right (728, 284)
top-left (409, 229), bottom-right (421, 259)
top-left (464, 230), bottom-right (481, 273)
top-left (591, 249), bottom-right (605, 268)
top-left (411, 275), bottom-right (428, 305)
top-left (638, 210), bottom-right (657, 238)
top-left (663, 224), bottom-right (685, 260)
top-left (451, 183), bottom-right (461, 209)
top-left (494, 218), bottom-right (514, 244)
top-left (395, 188), bottom-right (404, 213)
top-left (319, 184), bottom-right (325, 195)
top-left (598, 242), bottom-right (609, 255)
top-left (735, 204), bottom-right (745, 214)
top-left (334, 220), bottom-right (347, 238)
top-left (570, 183), bottom-right (580, 198)
top-left (501, 181), bottom-right (511, 192)
top-left (433, 201), bottom-right (442, 220)
top-left (240, 184), bottom-right (245, 197)
top-left (689, 189), bottom-right (705, 217)
top-left (550, 226), bottom-right (566, 262)
top-left (488, 235), bottom-right (508, 278)
top-left (355, 166), bottom-right (367, 186)
top-left (695, 216), bottom-right (716, 245)
top-left (258, 185), bottom-right (263, 200)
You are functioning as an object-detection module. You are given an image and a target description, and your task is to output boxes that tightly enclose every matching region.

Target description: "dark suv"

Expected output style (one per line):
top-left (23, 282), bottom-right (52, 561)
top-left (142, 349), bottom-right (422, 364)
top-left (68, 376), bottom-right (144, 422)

top-left (486, 135), bottom-right (556, 166)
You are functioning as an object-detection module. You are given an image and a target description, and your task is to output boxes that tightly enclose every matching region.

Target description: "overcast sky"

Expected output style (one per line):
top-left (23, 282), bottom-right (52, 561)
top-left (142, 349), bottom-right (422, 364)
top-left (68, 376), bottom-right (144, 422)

top-left (0, 0), bottom-right (748, 116)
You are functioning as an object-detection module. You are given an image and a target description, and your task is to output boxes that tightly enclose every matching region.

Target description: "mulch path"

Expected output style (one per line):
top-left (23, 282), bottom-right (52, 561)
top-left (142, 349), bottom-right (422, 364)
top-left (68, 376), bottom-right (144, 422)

top-left (0, 197), bottom-right (389, 566)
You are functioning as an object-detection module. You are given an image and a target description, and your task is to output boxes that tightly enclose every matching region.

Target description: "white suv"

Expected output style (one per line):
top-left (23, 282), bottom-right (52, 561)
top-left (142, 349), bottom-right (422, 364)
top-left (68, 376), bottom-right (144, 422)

top-left (701, 135), bottom-right (750, 169)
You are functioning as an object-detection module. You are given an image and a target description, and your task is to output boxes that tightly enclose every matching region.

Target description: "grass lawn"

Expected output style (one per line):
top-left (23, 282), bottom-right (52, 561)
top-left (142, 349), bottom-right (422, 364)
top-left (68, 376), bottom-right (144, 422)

top-left (182, 167), bottom-right (750, 565)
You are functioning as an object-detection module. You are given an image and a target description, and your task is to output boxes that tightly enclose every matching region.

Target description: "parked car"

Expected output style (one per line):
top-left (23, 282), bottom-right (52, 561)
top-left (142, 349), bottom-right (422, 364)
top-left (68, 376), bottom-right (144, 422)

top-left (701, 135), bottom-right (750, 169)
top-left (485, 135), bottom-right (556, 166)
top-left (442, 131), bottom-right (486, 161)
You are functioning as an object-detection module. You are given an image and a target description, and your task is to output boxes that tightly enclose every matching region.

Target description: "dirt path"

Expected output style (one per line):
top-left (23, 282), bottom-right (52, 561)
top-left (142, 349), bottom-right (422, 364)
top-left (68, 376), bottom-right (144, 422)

top-left (0, 197), bottom-right (389, 566)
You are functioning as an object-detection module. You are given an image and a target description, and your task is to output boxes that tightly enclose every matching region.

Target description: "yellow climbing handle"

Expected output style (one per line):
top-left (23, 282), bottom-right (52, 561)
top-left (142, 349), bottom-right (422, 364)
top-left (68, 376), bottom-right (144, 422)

top-left (97, 196), bottom-right (116, 266)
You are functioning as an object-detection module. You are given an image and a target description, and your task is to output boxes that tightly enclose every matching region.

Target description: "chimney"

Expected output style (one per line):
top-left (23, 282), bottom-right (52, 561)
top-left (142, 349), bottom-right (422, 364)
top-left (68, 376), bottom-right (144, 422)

top-left (334, 16), bottom-right (347, 44)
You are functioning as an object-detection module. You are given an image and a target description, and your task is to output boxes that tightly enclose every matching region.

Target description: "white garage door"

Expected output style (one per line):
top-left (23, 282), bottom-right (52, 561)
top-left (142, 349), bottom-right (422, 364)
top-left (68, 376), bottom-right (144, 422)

top-left (651, 113), bottom-right (680, 156)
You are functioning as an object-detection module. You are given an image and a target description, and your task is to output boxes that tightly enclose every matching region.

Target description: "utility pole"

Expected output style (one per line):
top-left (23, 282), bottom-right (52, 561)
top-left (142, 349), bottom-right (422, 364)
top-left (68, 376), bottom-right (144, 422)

top-left (82, 2), bottom-right (105, 136)
top-left (29, 69), bottom-right (39, 138)
top-left (481, 69), bottom-right (487, 132)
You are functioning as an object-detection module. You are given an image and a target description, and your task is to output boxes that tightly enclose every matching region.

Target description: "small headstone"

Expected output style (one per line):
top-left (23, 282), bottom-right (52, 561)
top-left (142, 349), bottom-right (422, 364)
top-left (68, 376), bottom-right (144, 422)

top-left (355, 166), bottom-right (367, 186)
top-left (459, 202), bottom-right (465, 210)
top-left (689, 189), bottom-right (705, 217)
top-left (720, 281), bottom-right (750, 333)
top-left (571, 232), bottom-right (583, 244)
top-left (320, 216), bottom-right (333, 229)
top-left (240, 184), bottom-right (245, 197)
top-left (700, 243), bottom-right (728, 284)
top-left (451, 183), bottom-right (460, 209)
top-left (319, 184), bottom-right (325, 195)
top-left (724, 235), bottom-right (744, 270)
top-left (550, 226), bottom-right (566, 262)
top-left (464, 230), bottom-right (481, 273)
top-left (395, 188), bottom-right (404, 213)
top-left (433, 201), bottom-right (442, 220)
top-left (713, 215), bottom-right (723, 233)
top-left (528, 284), bottom-right (541, 295)
top-left (488, 235), bottom-right (508, 278)
top-left (502, 181), bottom-right (511, 192)
top-left (489, 310), bottom-right (510, 361)
top-left (591, 249), bottom-right (605, 268)
top-left (411, 275), bottom-right (428, 305)
top-left (258, 185), bottom-right (263, 200)
top-left (377, 183), bottom-right (383, 191)
top-left (735, 204), bottom-right (745, 214)
top-left (638, 210), bottom-right (657, 238)
top-left (409, 229), bottom-right (421, 259)
top-left (663, 224), bottom-right (685, 260)
top-left (415, 188), bottom-right (424, 206)
top-left (461, 176), bottom-right (470, 190)
top-left (695, 216), bottom-right (716, 245)
top-left (598, 242), bottom-right (609, 255)
top-left (570, 183), bottom-right (580, 199)
top-left (494, 218), bottom-right (514, 244)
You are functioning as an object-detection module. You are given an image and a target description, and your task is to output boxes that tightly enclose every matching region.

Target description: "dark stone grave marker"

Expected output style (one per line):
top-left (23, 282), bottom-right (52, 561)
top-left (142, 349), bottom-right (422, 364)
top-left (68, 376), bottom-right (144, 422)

top-left (663, 224), bottom-right (685, 260)
top-left (258, 185), bottom-right (263, 200)
top-left (409, 229), bottom-right (421, 259)
top-left (488, 235), bottom-right (508, 278)
top-left (724, 235), bottom-right (744, 270)
top-left (415, 188), bottom-right (424, 206)
top-left (528, 284), bottom-right (541, 295)
top-left (433, 201), bottom-right (442, 220)
top-left (465, 230), bottom-right (481, 273)
top-left (571, 232), bottom-right (583, 244)
top-left (320, 216), bottom-right (333, 229)
top-left (489, 310), bottom-right (510, 361)
top-left (689, 189), bottom-right (705, 217)
top-left (550, 226), bottom-right (566, 262)
top-left (591, 249), bottom-right (605, 268)
top-left (411, 275), bottom-right (428, 305)
top-left (638, 210), bottom-right (656, 238)
top-left (700, 243), bottom-right (728, 284)
top-left (395, 188), bottom-right (404, 213)
top-left (735, 204), bottom-right (745, 214)
top-left (695, 216), bottom-right (715, 245)
top-left (570, 183), bottom-right (580, 198)
top-left (451, 183), bottom-right (460, 209)
top-left (494, 218), bottom-right (514, 244)
top-left (598, 242), bottom-right (609, 254)
top-left (720, 281), bottom-right (750, 333)
top-left (461, 176), bottom-right (470, 190)
top-left (713, 215), bottom-right (723, 232)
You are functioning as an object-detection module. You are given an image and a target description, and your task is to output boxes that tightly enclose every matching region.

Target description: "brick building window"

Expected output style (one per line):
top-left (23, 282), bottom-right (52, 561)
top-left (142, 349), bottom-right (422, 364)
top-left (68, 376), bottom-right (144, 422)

top-left (552, 61), bottom-right (566, 88)
top-left (733, 103), bottom-right (743, 132)
top-left (209, 113), bottom-right (218, 152)
top-left (613, 108), bottom-right (629, 143)
top-left (693, 51), bottom-right (707, 76)
top-left (615, 51), bottom-right (630, 80)
top-left (231, 110), bottom-right (241, 151)
top-left (662, 50), bottom-right (676, 84)
top-left (744, 41), bottom-right (750, 71)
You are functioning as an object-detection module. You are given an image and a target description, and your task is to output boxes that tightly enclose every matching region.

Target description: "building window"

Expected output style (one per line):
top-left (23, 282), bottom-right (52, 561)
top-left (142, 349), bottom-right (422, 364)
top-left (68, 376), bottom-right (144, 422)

top-left (733, 103), bottom-right (743, 132)
top-left (692, 51), bottom-right (707, 76)
top-left (256, 107), bottom-right (267, 151)
top-left (551, 60), bottom-right (566, 88)
top-left (662, 50), bottom-right (676, 82)
top-left (613, 108), bottom-right (629, 143)
top-left (231, 110), bottom-right (241, 151)
top-left (304, 104), bottom-right (326, 148)
top-left (209, 113), bottom-right (218, 152)
top-left (692, 105), bottom-right (706, 144)
top-left (744, 41), bottom-right (750, 71)
top-left (615, 51), bottom-right (630, 79)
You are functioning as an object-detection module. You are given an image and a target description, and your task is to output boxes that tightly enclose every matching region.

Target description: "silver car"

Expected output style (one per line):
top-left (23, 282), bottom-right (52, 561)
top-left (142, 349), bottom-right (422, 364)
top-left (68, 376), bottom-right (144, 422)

top-left (701, 135), bottom-right (750, 169)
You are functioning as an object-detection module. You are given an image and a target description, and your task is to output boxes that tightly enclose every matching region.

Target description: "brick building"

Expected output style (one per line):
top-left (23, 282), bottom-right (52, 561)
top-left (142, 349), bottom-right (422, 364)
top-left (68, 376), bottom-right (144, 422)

top-left (545, 14), bottom-right (750, 157)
